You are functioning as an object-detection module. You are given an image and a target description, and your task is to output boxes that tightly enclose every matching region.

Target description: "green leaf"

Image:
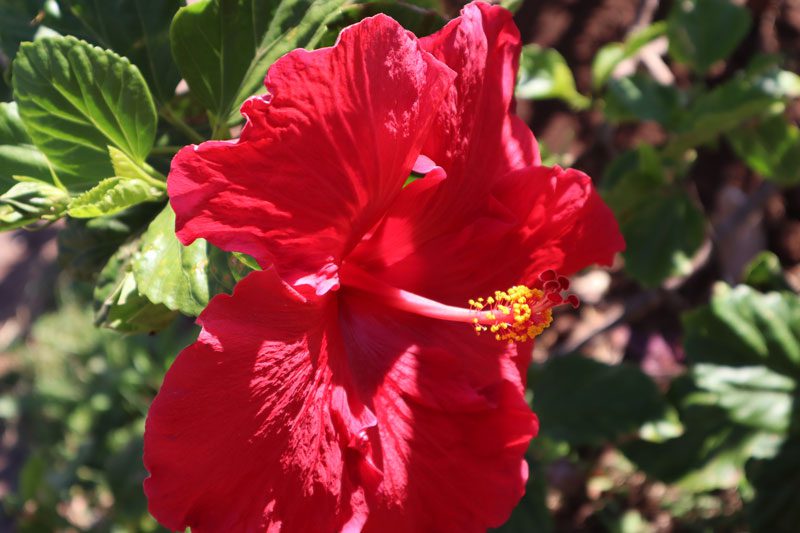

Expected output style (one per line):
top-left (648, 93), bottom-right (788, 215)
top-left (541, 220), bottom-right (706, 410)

top-left (745, 55), bottom-right (800, 99)
top-left (62, 0), bottom-right (182, 102)
top-left (207, 247), bottom-right (259, 292)
top-left (602, 147), bottom-right (705, 286)
top-left (68, 177), bottom-right (163, 218)
top-left (132, 204), bottom-right (210, 316)
top-left (0, 102), bottom-right (52, 190)
top-left (621, 378), bottom-right (782, 492)
top-left (601, 144), bottom-right (663, 191)
top-left (604, 74), bottom-right (683, 128)
top-left (107, 145), bottom-right (159, 183)
top-left (667, 79), bottom-right (778, 155)
top-left (683, 283), bottom-right (800, 378)
top-left (57, 202), bottom-right (163, 281)
top-left (667, 0), bottom-right (751, 74)
top-left (664, 56), bottom-right (800, 156)
top-left (531, 355), bottom-right (667, 446)
top-left (727, 114), bottom-right (800, 186)
top-left (170, 0), bottom-right (350, 130)
top-left (516, 44), bottom-right (589, 110)
top-left (747, 437), bottom-right (800, 532)
top-left (690, 364), bottom-right (794, 434)
top-left (743, 251), bottom-right (792, 292)
top-left (592, 22), bottom-right (667, 89)
top-left (621, 188), bottom-right (705, 285)
top-left (12, 36), bottom-right (157, 191)
top-left (317, 1), bottom-right (445, 46)
top-left (0, 179), bottom-right (69, 230)
top-left (94, 241), bottom-right (178, 333)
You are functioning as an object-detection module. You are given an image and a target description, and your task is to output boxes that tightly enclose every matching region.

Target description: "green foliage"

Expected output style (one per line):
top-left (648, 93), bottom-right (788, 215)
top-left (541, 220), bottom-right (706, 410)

top-left (132, 205), bottom-right (212, 317)
top-left (531, 355), bottom-right (667, 446)
top-left (624, 284), bottom-right (800, 510)
top-left (68, 177), bottom-right (163, 218)
top-left (170, 0), bottom-right (349, 135)
top-left (0, 102), bottom-right (51, 188)
top-left (727, 114), bottom-right (800, 186)
top-left (5, 293), bottom-right (194, 530)
top-left (57, 202), bottom-right (163, 281)
top-left (667, 0), bottom-right (752, 74)
top-left (1, 1), bottom-right (799, 531)
top-left (743, 251), bottom-right (793, 292)
top-left (517, 44), bottom-right (589, 110)
top-left (602, 146), bottom-right (705, 285)
top-left (94, 241), bottom-right (178, 333)
top-left (62, 0), bottom-right (183, 102)
top-left (12, 36), bottom-right (157, 191)
top-left (592, 22), bottom-right (667, 89)
top-left (603, 74), bottom-right (683, 128)
top-left (683, 283), bottom-right (800, 376)
top-left (318, 1), bottom-right (445, 45)
top-left (0, 178), bottom-right (69, 230)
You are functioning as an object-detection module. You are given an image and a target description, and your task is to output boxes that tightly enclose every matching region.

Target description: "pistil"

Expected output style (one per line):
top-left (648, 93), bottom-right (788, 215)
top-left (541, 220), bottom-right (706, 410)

top-left (340, 264), bottom-right (578, 343)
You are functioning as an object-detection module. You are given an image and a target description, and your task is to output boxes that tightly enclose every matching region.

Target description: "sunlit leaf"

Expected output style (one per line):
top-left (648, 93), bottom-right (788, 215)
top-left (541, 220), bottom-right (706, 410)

top-left (516, 44), bottom-right (590, 110)
top-left (622, 377), bottom-right (783, 492)
top-left (592, 22), bottom-right (667, 89)
top-left (132, 204), bottom-right (210, 316)
top-left (690, 364), bottom-right (794, 434)
top-left (13, 36), bottom-right (157, 191)
top-left (63, 0), bottom-right (182, 102)
top-left (0, 178), bottom-right (69, 230)
top-left (684, 283), bottom-right (800, 377)
top-left (68, 177), bottom-right (163, 218)
top-left (743, 251), bottom-right (792, 292)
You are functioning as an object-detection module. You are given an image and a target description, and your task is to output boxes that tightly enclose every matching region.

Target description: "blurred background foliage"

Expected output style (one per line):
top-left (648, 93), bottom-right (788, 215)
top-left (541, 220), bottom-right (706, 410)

top-left (0, 0), bottom-right (799, 531)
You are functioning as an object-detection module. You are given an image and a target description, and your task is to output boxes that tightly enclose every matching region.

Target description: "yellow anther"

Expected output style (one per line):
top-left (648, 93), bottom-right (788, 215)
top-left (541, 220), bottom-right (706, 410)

top-left (469, 285), bottom-right (555, 343)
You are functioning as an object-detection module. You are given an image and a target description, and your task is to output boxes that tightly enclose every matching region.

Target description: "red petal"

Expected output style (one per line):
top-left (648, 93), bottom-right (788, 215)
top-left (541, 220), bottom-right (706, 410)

top-left (168, 14), bottom-right (455, 286)
top-left (348, 3), bottom-right (543, 283)
top-left (338, 292), bottom-right (538, 532)
top-left (411, 2), bottom-right (539, 227)
top-left (144, 270), bottom-right (375, 531)
top-left (492, 165), bottom-right (626, 284)
top-left (353, 165), bottom-right (624, 306)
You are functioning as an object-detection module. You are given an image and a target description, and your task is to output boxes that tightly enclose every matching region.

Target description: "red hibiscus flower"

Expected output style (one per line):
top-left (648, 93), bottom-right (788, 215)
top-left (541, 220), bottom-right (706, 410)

top-left (143, 3), bottom-right (624, 532)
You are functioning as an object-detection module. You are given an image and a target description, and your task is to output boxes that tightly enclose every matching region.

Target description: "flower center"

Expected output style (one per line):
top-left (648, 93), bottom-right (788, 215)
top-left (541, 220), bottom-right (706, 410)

top-left (339, 265), bottom-right (578, 343)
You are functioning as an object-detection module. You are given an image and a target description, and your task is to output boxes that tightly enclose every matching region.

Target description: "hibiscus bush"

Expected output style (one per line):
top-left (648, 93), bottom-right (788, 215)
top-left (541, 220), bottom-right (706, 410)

top-left (1, 0), bottom-right (799, 531)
